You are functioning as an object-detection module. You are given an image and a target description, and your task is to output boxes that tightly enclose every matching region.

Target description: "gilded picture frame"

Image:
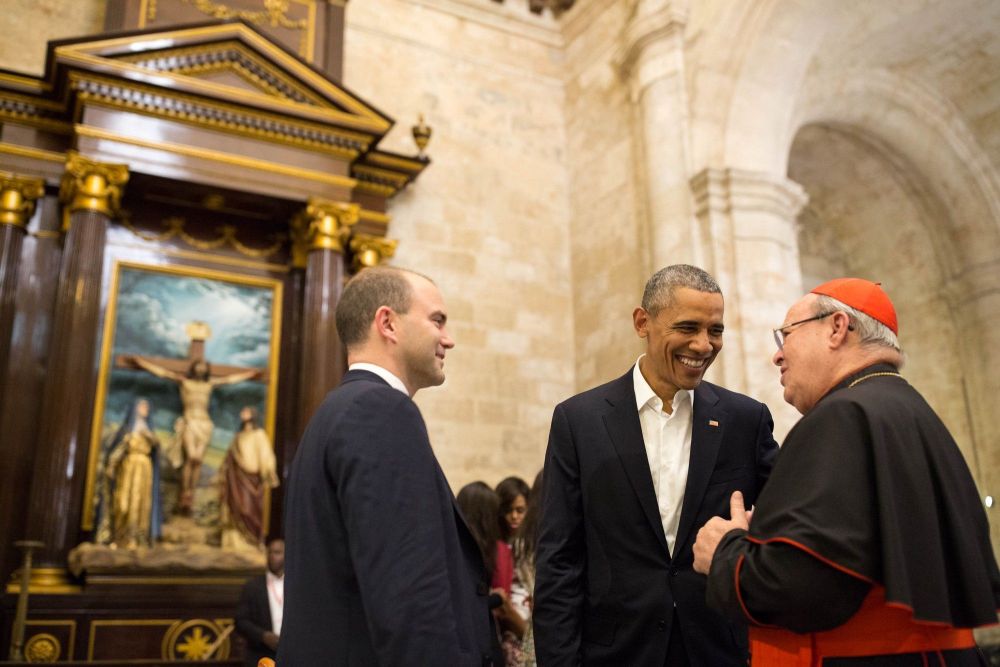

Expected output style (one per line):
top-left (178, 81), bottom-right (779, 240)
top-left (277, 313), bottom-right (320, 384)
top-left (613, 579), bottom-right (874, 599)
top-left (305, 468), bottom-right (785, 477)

top-left (82, 260), bottom-right (283, 537)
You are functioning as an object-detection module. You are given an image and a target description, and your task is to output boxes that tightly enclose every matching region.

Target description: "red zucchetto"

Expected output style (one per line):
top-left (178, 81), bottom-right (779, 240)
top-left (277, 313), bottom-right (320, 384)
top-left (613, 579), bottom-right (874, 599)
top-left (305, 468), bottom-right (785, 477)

top-left (810, 278), bottom-right (898, 335)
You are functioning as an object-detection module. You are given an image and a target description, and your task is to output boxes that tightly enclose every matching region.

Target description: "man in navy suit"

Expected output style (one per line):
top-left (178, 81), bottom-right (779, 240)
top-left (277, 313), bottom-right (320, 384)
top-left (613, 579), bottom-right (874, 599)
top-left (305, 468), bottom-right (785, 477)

top-left (279, 267), bottom-right (496, 666)
top-left (235, 537), bottom-right (284, 667)
top-left (534, 264), bottom-right (779, 666)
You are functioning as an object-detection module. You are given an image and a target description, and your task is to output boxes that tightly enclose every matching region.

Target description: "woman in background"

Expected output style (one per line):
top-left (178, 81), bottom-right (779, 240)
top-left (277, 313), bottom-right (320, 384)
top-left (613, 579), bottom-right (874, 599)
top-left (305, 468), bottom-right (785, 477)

top-left (457, 481), bottom-right (526, 665)
top-left (512, 470), bottom-right (543, 667)
top-left (495, 476), bottom-right (530, 545)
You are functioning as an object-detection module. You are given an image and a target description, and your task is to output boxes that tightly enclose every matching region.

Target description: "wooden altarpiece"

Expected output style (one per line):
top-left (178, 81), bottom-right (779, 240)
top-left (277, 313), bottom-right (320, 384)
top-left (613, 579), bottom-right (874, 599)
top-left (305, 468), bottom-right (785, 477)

top-left (0, 7), bottom-right (428, 662)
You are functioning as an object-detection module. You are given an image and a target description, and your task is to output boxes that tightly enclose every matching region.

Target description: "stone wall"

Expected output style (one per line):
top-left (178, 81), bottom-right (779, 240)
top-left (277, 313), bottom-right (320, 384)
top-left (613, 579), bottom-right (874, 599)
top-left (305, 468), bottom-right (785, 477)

top-left (343, 0), bottom-right (574, 488)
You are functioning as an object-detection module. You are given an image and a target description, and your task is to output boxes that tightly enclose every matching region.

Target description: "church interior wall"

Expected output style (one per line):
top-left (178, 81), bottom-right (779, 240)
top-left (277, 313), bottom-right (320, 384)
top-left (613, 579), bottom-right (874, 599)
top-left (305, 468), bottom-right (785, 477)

top-left (343, 0), bottom-right (575, 488)
top-left (2, 0), bottom-right (1000, 559)
top-left (560, 0), bottom-right (648, 393)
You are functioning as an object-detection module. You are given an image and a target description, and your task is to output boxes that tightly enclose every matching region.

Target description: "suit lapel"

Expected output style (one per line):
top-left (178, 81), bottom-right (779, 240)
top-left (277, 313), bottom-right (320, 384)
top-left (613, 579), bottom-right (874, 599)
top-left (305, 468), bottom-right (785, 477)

top-left (602, 372), bottom-right (670, 556)
top-left (674, 383), bottom-right (726, 557)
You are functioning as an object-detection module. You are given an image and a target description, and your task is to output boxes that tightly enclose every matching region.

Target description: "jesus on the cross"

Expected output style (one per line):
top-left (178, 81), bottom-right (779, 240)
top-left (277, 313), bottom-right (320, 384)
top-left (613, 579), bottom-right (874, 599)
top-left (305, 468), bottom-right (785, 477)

top-left (122, 322), bottom-right (265, 516)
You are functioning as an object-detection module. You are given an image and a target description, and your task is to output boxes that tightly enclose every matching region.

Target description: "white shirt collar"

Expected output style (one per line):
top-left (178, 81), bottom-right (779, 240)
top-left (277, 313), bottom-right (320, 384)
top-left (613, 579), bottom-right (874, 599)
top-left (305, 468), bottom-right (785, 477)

top-left (349, 362), bottom-right (409, 396)
top-left (632, 355), bottom-right (690, 414)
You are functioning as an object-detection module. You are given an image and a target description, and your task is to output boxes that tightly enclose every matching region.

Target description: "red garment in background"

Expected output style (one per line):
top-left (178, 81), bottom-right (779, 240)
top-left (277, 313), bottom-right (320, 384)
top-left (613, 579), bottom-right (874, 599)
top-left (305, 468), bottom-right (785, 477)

top-left (492, 540), bottom-right (514, 594)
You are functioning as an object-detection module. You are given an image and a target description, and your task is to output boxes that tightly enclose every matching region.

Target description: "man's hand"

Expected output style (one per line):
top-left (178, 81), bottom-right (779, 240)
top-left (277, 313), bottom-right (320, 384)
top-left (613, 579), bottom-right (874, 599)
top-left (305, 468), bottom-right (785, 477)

top-left (693, 491), bottom-right (750, 575)
top-left (262, 630), bottom-right (279, 651)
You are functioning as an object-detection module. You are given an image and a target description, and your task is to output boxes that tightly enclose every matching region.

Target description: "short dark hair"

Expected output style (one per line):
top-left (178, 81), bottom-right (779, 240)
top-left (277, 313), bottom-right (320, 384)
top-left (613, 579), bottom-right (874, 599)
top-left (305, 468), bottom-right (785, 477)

top-left (335, 267), bottom-right (432, 350)
top-left (642, 264), bottom-right (722, 316)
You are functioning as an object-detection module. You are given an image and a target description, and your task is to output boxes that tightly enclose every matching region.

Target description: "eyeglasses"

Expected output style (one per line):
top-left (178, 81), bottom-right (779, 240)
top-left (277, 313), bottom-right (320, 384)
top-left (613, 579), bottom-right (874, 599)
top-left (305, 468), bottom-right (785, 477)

top-left (772, 312), bottom-right (837, 350)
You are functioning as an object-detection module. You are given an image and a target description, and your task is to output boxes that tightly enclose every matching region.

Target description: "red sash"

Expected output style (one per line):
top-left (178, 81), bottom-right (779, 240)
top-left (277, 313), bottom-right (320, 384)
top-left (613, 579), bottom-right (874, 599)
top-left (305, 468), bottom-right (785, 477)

top-left (749, 587), bottom-right (975, 666)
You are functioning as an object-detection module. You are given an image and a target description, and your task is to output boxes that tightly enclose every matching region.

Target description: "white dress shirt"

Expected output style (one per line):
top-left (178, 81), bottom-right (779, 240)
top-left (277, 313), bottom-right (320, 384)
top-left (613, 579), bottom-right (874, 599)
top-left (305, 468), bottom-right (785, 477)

top-left (633, 357), bottom-right (693, 556)
top-left (348, 362), bottom-right (409, 396)
top-left (266, 570), bottom-right (284, 635)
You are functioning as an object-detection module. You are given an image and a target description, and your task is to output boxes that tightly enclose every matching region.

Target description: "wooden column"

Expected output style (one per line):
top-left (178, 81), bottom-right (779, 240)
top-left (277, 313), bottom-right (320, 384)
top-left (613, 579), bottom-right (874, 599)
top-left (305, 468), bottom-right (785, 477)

top-left (0, 174), bottom-right (44, 410)
top-left (23, 153), bottom-right (128, 584)
top-left (292, 198), bottom-right (358, 434)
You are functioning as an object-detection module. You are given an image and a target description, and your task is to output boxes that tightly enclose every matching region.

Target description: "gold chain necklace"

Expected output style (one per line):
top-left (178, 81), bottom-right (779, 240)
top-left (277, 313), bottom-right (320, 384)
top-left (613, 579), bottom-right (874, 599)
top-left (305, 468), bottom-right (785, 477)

top-left (848, 371), bottom-right (901, 388)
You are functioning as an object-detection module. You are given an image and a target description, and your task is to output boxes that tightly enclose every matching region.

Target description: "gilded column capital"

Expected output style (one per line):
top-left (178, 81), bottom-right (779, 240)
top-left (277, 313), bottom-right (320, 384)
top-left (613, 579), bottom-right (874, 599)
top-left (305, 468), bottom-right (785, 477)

top-left (0, 172), bottom-right (45, 229)
top-left (59, 152), bottom-right (129, 230)
top-left (291, 198), bottom-right (360, 267)
top-left (350, 234), bottom-right (398, 272)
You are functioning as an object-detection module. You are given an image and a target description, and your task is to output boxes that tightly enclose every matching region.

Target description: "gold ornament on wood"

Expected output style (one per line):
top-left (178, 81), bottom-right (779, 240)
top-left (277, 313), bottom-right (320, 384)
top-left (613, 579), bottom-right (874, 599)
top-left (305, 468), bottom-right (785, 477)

top-left (0, 172), bottom-right (45, 229)
top-left (412, 114), bottom-right (432, 158)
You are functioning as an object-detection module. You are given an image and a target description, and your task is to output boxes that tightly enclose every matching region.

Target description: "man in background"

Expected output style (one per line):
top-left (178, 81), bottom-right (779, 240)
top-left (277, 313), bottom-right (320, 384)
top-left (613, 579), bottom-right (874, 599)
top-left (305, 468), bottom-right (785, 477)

top-left (235, 537), bottom-right (284, 667)
top-left (534, 264), bottom-right (779, 666)
top-left (279, 267), bottom-right (496, 666)
top-left (694, 278), bottom-right (1000, 665)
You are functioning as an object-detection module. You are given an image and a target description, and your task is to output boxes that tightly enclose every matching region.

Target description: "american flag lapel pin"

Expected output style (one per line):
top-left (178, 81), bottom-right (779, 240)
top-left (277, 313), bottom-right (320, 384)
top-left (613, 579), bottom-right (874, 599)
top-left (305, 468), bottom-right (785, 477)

top-left (708, 419), bottom-right (719, 427)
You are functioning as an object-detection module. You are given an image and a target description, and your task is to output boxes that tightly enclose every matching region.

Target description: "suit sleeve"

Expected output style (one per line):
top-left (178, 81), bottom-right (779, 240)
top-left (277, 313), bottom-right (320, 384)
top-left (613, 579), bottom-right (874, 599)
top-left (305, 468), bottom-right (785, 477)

top-left (533, 403), bottom-right (585, 667)
top-left (753, 402), bottom-right (779, 493)
top-left (333, 393), bottom-right (476, 666)
top-left (234, 579), bottom-right (269, 650)
top-left (707, 529), bottom-right (870, 632)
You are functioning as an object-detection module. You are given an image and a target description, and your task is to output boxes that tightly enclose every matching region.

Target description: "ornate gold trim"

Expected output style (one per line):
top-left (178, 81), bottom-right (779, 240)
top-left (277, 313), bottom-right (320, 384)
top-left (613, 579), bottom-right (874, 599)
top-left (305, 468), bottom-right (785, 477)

top-left (74, 124), bottom-right (357, 189)
top-left (59, 152), bottom-right (129, 229)
top-left (57, 41), bottom-right (387, 133)
top-left (0, 142), bottom-right (65, 163)
top-left (30, 230), bottom-right (61, 240)
top-left (5, 567), bottom-right (82, 595)
top-left (122, 215), bottom-right (285, 259)
top-left (180, 0), bottom-right (313, 61)
top-left (0, 71), bottom-right (52, 94)
top-left (55, 23), bottom-right (385, 128)
top-left (111, 242), bottom-right (291, 273)
top-left (353, 165), bottom-right (409, 188)
top-left (354, 181), bottom-right (395, 198)
top-left (83, 260), bottom-right (284, 530)
top-left (118, 41), bottom-right (328, 108)
top-left (24, 620), bottom-right (76, 660)
top-left (162, 617), bottom-right (231, 660)
top-left (0, 172), bottom-right (45, 229)
top-left (70, 73), bottom-right (369, 159)
top-left (291, 198), bottom-right (358, 266)
top-left (350, 233), bottom-right (398, 271)
top-left (24, 632), bottom-right (61, 662)
top-left (367, 152), bottom-right (427, 172)
top-left (358, 209), bottom-right (391, 226)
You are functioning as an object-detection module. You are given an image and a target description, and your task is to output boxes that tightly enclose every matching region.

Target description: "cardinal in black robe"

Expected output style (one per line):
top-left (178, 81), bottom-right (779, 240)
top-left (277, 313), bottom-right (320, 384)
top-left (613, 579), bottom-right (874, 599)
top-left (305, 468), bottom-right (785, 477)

top-left (694, 278), bottom-right (1000, 666)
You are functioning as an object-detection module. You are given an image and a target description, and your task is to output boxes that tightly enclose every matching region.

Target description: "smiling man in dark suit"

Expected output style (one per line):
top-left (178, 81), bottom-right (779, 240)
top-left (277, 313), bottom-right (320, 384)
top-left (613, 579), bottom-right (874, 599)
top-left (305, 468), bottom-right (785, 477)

top-left (534, 264), bottom-right (779, 667)
top-left (279, 267), bottom-right (496, 666)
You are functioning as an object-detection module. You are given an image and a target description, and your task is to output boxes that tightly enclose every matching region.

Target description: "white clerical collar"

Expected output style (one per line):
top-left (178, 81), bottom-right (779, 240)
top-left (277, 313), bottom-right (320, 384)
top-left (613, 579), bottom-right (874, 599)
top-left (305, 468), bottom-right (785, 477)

top-left (349, 362), bottom-right (409, 396)
top-left (632, 355), bottom-right (690, 414)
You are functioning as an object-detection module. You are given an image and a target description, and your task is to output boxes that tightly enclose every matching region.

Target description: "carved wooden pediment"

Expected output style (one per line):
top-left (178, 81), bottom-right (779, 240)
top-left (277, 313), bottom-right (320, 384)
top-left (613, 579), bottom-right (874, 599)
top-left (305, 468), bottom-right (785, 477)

top-left (0, 20), bottom-right (426, 206)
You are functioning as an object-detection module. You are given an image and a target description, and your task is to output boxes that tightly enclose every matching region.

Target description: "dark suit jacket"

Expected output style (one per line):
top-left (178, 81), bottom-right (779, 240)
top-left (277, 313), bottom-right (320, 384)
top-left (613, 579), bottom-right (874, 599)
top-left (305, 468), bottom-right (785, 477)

top-left (534, 369), bottom-right (778, 667)
top-left (235, 574), bottom-right (276, 667)
top-left (278, 369), bottom-right (495, 666)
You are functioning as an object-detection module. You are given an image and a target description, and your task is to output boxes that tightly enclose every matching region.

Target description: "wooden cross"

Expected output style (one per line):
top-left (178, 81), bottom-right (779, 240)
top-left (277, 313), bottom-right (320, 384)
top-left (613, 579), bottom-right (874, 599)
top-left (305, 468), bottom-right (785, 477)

top-left (114, 321), bottom-right (270, 383)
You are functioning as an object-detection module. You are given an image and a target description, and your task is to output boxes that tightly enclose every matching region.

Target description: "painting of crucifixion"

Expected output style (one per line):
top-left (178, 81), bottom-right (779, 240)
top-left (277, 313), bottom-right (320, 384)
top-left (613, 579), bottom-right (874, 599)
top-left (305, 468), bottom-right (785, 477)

top-left (83, 261), bottom-right (282, 546)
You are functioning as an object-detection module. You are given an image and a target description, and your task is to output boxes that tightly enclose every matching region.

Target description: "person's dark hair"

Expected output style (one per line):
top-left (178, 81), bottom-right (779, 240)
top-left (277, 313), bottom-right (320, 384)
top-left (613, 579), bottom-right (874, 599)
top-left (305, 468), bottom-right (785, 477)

top-left (514, 469), bottom-right (543, 566)
top-left (456, 481), bottom-right (501, 576)
top-left (265, 535), bottom-right (284, 547)
top-left (335, 267), bottom-right (434, 350)
top-left (495, 476), bottom-right (530, 541)
top-left (642, 264), bottom-right (722, 316)
top-left (187, 359), bottom-right (211, 380)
